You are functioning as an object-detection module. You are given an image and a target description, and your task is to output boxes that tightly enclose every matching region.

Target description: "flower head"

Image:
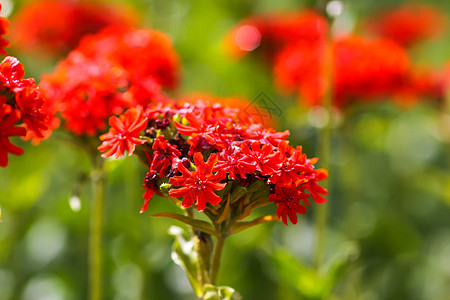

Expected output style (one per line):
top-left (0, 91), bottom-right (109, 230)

top-left (100, 100), bottom-right (328, 225)
top-left (169, 152), bottom-right (227, 212)
top-left (269, 184), bottom-right (309, 225)
top-left (98, 106), bottom-right (148, 159)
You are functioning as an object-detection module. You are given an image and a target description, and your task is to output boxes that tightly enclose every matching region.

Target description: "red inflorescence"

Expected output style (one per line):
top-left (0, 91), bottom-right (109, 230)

top-left (11, 0), bottom-right (138, 56)
top-left (366, 3), bottom-right (446, 47)
top-left (274, 36), bottom-right (410, 107)
top-left (0, 57), bottom-right (53, 167)
top-left (40, 26), bottom-right (180, 136)
top-left (0, 4), bottom-right (9, 55)
top-left (99, 100), bottom-right (328, 225)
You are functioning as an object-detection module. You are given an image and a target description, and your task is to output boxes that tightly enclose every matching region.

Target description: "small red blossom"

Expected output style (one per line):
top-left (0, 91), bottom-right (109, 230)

top-left (241, 141), bottom-right (283, 176)
top-left (150, 135), bottom-right (181, 176)
top-left (0, 56), bottom-right (35, 92)
top-left (270, 142), bottom-right (309, 186)
top-left (98, 106), bottom-right (148, 159)
top-left (269, 184), bottom-right (309, 225)
top-left (169, 152), bottom-right (227, 212)
top-left (214, 144), bottom-right (257, 180)
top-left (305, 168), bottom-right (329, 204)
top-left (15, 86), bottom-right (49, 138)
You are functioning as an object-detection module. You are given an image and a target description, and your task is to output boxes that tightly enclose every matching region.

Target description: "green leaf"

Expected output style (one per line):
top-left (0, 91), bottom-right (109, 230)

top-left (169, 226), bottom-right (202, 296)
top-left (202, 284), bottom-right (242, 300)
top-left (153, 212), bottom-right (215, 235)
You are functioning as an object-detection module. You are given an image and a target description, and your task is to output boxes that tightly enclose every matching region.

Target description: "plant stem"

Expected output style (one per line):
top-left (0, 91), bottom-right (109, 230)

top-left (314, 26), bottom-right (333, 269)
top-left (89, 154), bottom-right (105, 300)
top-left (210, 235), bottom-right (226, 285)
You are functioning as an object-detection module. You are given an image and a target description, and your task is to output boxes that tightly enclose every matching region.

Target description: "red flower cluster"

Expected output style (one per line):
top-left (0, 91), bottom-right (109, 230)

top-left (0, 57), bottom-right (53, 167)
top-left (40, 26), bottom-right (180, 136)
top-left (365, 3), bottom-right (446, 47)
top-left (227, 10), bottom-right (414, 107)
top-left (11, 0), bottom-right (138, 57)
top-left (98, 100), bottom-right (328, 225)
top-left (274, 36), bottom-right (410, 106)
top-left (226, 10), bottom-right (327, 60)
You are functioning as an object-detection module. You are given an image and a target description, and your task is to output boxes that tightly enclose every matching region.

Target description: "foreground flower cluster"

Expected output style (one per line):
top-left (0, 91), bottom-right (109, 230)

top-left (99, 101), bottom-right (328, 225)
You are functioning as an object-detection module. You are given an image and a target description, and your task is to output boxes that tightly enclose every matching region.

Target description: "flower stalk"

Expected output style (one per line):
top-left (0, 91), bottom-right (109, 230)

top-left (88, 152), bottom-right (105, 300)
top-left (314, 9), bottom-right (334, 269)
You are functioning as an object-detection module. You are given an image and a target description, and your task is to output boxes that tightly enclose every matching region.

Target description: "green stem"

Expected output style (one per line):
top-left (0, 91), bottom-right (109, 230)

top-left (314, 24), bottom-right (333, 269)
top-left (89, 154), bottom-right (105, 300)
top-left (210, 235), bottom-right (226, 285)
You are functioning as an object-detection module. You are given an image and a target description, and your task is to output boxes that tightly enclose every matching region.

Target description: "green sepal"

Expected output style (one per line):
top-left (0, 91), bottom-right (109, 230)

top-left (153, 212), bottom-right (216, 236)
top-left (202, 284), bottom-right (242, 300)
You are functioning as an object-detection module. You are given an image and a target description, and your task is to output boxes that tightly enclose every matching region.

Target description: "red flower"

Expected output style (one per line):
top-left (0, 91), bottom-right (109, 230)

top-left (270, 142), bottom-right (309, 186)
top-left (305, 168), bottom-right (328, 204)
top-left (269, 184), bottom-right (309, 225)
top-left (150, 135), bottom-right (181, 176)
top-left (0, 4), bottom-right (9, 55)
top-left (98, 106), bottom-right (147, 159)
top-left (174, 107), bottom-right (214, 136)
top-left (15, 86), bottom-right (49, 139)
top-left (241, 141), bottom-right (283, 176)
top-left (169, 152), bottom-right (227, 212)
top-left (0, 56), bottom-right (35, 92)
top-left (0, 101), bottom-right (26, 167)
top-left (366, 4), bottom-right (446, 47)
top-left (214, 144), bottom-right (257, 180)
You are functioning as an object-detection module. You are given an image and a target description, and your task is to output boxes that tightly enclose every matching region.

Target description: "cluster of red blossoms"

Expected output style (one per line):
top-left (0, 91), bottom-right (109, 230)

top-left (11, 0), bottom-right (138, 57)
top-left (0, 5), bottom-right (52, 167)
top-left (40, 26), bottom-right (179, 136)
top-left (227, 6), bottom-right (449, 107)
top-left (365, 3), bottom-right (446, 47)
top-left (98, 101), bottom-right (328, 225)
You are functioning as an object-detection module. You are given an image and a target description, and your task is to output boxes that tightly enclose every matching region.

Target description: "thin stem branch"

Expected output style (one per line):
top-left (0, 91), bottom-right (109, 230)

top-left (89, 154), bottom-right (105, 300)
top-left (314, 20), bottom-right (333, 269)
top-left (210, 235), bottom-right (226, 285)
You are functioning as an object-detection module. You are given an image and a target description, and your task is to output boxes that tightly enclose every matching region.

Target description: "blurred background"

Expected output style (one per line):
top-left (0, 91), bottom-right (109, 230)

top-left (0, 0), bottom-right (449, 299)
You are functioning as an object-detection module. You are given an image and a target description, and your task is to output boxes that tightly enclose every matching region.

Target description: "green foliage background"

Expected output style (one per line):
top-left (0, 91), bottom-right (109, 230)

top-left (1, 0), bottom-right (449, 299)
